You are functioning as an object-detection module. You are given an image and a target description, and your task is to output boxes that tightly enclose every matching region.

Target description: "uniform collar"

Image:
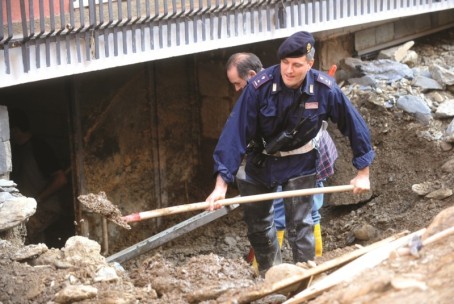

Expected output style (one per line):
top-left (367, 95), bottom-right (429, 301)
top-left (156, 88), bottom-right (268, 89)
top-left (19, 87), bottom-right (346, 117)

top-left (271, 66), bottom-right (316, 96)
top-left (301, 69), bottom-right (315, 96)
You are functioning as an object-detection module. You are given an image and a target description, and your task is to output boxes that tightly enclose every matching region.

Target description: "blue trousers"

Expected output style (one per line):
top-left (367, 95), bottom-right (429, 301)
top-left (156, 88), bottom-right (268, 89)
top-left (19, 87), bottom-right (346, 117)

top-left (273, 181), bottom-right (324, 229)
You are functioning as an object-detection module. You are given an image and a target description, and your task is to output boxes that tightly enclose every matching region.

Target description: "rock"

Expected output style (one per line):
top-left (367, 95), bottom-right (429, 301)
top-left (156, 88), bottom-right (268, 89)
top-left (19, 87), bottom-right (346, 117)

top-left (94, 265), bottom-right (119, 282)
top-left (54, 285), bottom-right (98, 303)
top-left (224, 236), bottom-right (237, 247)
top-left (0, 191), bottom-right (14, 202)
top-left (439, 141), bottom-right (453, 151)
top-left (411, 181), bottom-right (438, 196)
top-left (422, 206), bottom-right (454, 241)
top-left (391, 277), bottom-right (428, 291)
top-left (430, 64), bottom-right (454, 86)
top-left (425, 188), bottom-right (453, 200)
top-left (62, 236), bottom-right (106, 266)
top-left (427, 91), bottom-right (445, 103)
top-left (264, 263), bottom-right (307, 295)
top-left (361, 59), bottom-right (414, 83)
top-left (441, 158), bottom-right (454, 173)
top-left (396, 95), bottom-right (432, 124)
top-left (353, 224), bottom-right (378, 241)
top-left (12, 243), bottom-right (48, 261)
top-left (402, 50), bottom-right (419, 67)
top-left (435, 99), bottom-right (454, 118)
top-left (0, 197), bottom-right (36, 231)
top-left (377, 41), bottom-right (415, 62)
top-left (348, 76), bottom-right (377, 87)
top-left (265, 263), bottom-right (306, 284)
top-left (412, 75), bottom-right (443, 92)
top-left (412, 66), bottom-right (432, 78)
top-left (444, 118), bottom-right (454, 143)
top-left (0, 179), bottom-right (16, 187)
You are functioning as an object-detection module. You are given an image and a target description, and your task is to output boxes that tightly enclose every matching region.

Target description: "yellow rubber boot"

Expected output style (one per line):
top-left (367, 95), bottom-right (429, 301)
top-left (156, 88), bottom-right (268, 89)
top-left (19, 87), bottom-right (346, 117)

top-left (314, 223), bottom-right (323, 257)
top-left (252, 230), bottom-right (285, 273)
top-left (277, 229), bottom-right (285, 249)
top-left (252, 256), bottom-right (258, 273)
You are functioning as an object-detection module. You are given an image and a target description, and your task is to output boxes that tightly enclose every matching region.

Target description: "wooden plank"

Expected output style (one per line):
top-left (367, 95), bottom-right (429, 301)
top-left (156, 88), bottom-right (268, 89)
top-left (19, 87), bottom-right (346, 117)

top-left (284, 228), bottom-right (426, 304)
top-left (106, 204), bottom-right (239, 264)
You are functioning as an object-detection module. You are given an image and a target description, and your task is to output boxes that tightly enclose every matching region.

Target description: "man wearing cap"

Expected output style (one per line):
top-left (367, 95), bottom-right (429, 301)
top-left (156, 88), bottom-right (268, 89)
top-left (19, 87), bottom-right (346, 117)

top-left (207, 31), bottom-right (374, 275)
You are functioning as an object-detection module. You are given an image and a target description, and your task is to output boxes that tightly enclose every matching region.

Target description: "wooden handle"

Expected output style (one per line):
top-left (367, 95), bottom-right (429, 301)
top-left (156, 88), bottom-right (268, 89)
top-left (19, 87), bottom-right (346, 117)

top-left (122, 184), bottom-right (355, 223)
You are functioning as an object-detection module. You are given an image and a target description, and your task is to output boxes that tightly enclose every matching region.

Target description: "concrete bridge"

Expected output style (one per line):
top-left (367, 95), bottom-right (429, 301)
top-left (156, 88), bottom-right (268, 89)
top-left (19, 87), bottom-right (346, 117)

top-left (2, 0), bottom-right (454, 88)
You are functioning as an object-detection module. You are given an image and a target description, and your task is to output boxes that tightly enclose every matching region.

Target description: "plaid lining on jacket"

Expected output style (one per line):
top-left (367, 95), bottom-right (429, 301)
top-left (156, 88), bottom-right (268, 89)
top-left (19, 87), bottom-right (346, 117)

top-left (316, 131), bottom-right (338, 181)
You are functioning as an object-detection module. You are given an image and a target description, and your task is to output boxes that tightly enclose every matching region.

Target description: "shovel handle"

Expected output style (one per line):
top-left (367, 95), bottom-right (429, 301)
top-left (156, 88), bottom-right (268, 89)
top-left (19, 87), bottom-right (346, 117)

top-left (122, 184), bottom-right (355, 223)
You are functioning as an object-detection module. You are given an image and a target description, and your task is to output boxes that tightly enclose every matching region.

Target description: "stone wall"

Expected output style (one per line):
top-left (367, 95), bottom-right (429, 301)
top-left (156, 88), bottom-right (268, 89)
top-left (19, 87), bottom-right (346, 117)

top-left (0, 106), bottom-right (11, 180)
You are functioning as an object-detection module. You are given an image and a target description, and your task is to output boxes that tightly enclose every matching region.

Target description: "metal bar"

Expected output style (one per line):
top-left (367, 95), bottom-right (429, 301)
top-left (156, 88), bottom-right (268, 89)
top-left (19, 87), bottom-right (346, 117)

top-left (289, 1), bottom-right (295, 27)
top-left (137, 1), bottom-right (144, 50)
top-left (304, 0), bottom-right (309, 25)
top-left (158, 21), bottom-right (164, 48)
top-left (123, 0), bottom-right (132, 54)
top-left (20, 0), bottom-right (30, 72)
top-left (150, 0), bottom-right (160, 48)
top-left (98, 0), bottom-right (105, 26)
top-left (18, 0), bottom-right (27, 36)
top-left (140, 23), bottom-right (145, 51)
top-left (217, 0), bottom-right (223, 39)
top-left (0, 0), bottom-right (4, 42)
top-left (66, 34), bottom-right (71, 64)
top-left (103, 0), bottom-right (114, 57)
top-left (201, 0), bottom-right (207, 41)
top-left (86, 0), bottom-right (95, 60)
top-left (132, 24), bottom-right (137, 53)
top-left (326, 0), bottom-right (331, 21)
top-left (94, 30), bottom-right (100, 59)
top-left (88, 0), bottom-right (96, 25)
top-left (29, 0), bottom-right (35, 37)
top-left (312, 0), bottom-right (316, 22)
top-left (106, 205), bottom-right (239, 264)
top-left (258, 3), bottom-right (263, 31)
top-left (3, 0), bottom-right (14, 74)
top-left (44, 0), bottom-right (57, 67)
top-left (35, 0), bottom-right (46, 68)
top-left (85, 32), bottom-right (91, 61)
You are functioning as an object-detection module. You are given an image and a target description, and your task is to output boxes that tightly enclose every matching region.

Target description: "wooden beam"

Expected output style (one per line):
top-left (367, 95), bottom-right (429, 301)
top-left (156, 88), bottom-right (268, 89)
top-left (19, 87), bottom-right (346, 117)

top-left (284, 228), bottom-right (426, 304)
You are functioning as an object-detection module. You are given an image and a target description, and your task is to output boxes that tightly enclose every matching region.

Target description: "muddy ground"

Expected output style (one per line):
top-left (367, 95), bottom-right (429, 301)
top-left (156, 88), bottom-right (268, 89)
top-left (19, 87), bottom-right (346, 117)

top-left (1, 28), bottom-right (454, 303)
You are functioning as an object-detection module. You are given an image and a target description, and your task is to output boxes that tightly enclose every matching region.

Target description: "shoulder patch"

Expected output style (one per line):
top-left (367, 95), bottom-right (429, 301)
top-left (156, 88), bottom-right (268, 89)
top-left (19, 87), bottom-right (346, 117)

top-left (316, 73), bottom-right (333, 88)
top-left (251, 71), bottom-right (272, 89)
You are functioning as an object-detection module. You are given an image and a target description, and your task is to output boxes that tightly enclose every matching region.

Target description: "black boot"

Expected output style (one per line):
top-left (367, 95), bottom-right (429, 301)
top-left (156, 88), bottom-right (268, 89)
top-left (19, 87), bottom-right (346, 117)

top-left (236, 178), bottom-right (282, 274)
top-left (283, 173), bottom-right (316, 263)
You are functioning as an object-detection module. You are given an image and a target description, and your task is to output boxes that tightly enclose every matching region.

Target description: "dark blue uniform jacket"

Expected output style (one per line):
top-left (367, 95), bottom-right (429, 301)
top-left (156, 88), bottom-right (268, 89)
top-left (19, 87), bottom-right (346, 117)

top-left (213, 64), bottom-right (375, 188)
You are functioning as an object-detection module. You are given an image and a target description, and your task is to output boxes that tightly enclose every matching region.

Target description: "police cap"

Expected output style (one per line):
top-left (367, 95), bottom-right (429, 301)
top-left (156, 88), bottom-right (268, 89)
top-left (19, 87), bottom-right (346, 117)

top-left (277, 31), bottom-right (315, 60)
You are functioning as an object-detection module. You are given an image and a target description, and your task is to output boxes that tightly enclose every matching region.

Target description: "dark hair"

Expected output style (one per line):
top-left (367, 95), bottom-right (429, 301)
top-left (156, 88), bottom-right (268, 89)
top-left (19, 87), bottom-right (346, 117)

top-left (226, 52), bottom-right (263, 80)
top-left (8, 108), bottom-right (30, 132)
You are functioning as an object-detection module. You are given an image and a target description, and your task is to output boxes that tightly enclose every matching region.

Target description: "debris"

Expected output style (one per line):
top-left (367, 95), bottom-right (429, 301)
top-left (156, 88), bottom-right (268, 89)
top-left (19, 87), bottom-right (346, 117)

top-left (77, 191), bottom-right (130, 229)
top-left (391, 277), bottom-right (428, 291)
top-left (54, 285), bottom-right (98, 303)
top-left (12, 243), bottom-right (48, 261)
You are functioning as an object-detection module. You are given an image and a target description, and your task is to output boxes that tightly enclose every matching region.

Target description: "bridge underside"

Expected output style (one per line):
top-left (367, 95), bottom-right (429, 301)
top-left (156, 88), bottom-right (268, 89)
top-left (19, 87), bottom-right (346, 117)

top-left (1, 0), bottom-right (454, 88)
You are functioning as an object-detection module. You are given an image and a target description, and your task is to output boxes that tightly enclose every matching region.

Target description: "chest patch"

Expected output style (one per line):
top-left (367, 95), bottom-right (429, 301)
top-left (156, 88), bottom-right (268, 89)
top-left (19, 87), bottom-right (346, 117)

top-left (305, 102), bottom-right (319, 109)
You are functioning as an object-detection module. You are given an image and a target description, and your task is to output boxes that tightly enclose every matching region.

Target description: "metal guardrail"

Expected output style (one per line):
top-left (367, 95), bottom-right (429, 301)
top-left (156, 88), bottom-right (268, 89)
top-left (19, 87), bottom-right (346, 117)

top-left (1, 0), bottom-right (453, 77)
